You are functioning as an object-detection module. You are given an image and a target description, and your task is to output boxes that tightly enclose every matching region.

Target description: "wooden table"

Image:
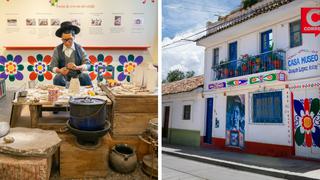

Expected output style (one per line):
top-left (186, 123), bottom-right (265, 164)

top-left (10, 90), bottom-right (112, 129)
top-left (100, 85), bottom-right (157, 138)
top-left (10, 96), bottom-right (70, 129)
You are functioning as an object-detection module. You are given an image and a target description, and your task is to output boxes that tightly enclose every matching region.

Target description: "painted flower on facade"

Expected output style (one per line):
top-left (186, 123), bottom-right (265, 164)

top-left (27, 54), bottom-right (52, 81)
top-left (88, 54), bottom-right (114, 80)
top-left (117, 54), bottom-right (143, 82)
top-left (294, 98), bottom-right (320, 147)
top-left (0, 54), bottom-right (24, 81)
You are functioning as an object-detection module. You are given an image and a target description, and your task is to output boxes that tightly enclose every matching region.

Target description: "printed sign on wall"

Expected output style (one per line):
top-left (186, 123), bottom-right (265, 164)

top-left (287, 49), bottom-right (319, 80)
top-left (226, 95), bottom-right (245, 148)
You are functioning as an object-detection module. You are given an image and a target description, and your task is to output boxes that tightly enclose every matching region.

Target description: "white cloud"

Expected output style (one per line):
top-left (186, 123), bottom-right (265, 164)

top-left (162, 32), bottom-right (205, 80)
top-left (162, 0), bottom-right (242, 80)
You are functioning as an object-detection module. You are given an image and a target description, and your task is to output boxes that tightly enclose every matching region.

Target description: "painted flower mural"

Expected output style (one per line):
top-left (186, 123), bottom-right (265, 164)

top-left (294, 98), bottom-right (320, 147)
top-left (117, 54), bottom-right (143, 82)
top-left (88, 54), bottom-right (114, 80)
top-left (0, 54), bottom-right (24, 81)
top-left (27, 54), bottom-right (53, 81)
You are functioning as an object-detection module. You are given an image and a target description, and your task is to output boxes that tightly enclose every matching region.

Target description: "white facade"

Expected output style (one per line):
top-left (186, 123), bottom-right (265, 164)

top-left (197, 0), bottom-right (320, 158)
top-left (162, 88), bottom-right (205, 134)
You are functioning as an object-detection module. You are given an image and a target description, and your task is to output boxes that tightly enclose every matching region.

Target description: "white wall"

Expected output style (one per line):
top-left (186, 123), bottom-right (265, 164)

top-left (0, 1), bottom-right (158, 90)
top-left (162, 88), bottom-right (205, 134)
top-left (199, 0), bottom-right (319, 91)
top-left (0, 0), bottom-right (158, 48)
top-left (204, 82), bottom-right (292, 146)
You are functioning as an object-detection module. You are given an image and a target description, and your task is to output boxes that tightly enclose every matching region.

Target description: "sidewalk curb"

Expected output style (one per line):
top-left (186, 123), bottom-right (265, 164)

top-left (162, 150), bottom-right (319, 180)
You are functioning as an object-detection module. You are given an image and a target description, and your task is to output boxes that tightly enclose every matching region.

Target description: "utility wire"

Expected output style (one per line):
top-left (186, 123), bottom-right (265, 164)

top-left (162, 41), bottom-right (193, 50)
top-left (166, 5), bottom-right (226, 14)
top-left (162, 2), bottom-right (237, 48)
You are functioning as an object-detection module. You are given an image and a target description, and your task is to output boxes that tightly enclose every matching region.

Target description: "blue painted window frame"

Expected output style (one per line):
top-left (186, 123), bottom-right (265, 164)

top-left (289, 20), bottom-right (302, 48)
top-left (228, 41), bottom-right (237, 69)
top-left (252, 91), bottom-right (283, 123)
top-left (260, 29), bottom-right (273, 53)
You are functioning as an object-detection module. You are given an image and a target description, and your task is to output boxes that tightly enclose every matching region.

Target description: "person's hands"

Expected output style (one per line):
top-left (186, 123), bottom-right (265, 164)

top-left (67, 63), bottom-right (77, 70)
top-left (60, 67), bottom-right (69, 76)
top-left (75, 66), bottom-right (83, 71)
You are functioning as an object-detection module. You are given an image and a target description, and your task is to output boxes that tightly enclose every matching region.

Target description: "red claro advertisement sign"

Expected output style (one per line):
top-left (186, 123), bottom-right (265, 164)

top-left (301, 7), bottom-right (320, 37)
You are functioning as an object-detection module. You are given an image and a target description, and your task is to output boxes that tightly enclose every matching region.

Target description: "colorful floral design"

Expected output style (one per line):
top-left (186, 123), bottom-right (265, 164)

top-left (88, 54), bottom-right (114, 80)
top-left (27, 54), bottom-right (52, 82)
top-left (0, 54), bottom-right (24, 81)
top-left (294, 98), bottom-right (320, 147)
top-left (117, 54), bottom-right (143, 82)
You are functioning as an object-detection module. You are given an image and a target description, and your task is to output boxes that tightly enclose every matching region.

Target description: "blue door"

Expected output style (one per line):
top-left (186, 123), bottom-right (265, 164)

top-left (228, 42), bottom-right (237, 72)
top-left (205, 98), bottom-right (213, 144)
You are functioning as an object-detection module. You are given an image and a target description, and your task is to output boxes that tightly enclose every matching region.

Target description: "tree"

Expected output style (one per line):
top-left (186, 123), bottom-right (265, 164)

top-left (242, 0), bottom-right (258, 9)
top-left (164, 69), bottom-right (196, 83)
top-left (166, 69), bottom-right (185, 83)
top-left (185, 71), bottom-right (195, 78)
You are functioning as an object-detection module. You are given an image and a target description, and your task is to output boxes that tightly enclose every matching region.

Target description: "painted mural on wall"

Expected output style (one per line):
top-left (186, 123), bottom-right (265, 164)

top-left (27, 54), bottom-right (53, 81)
top-left (208, 72), bottom-right (286, 90)
top-left (117, 54), bottom-right (143, 82)
top-left (88, 54), bottom-right (114, 80)
top-left (0, 53), bottom-right (144, 83)
top-left (226, 95), bottom-right (245, 148)
top-left (294, 98), bottom-right (320, 148)
top-left (0, 54), bottom-right (24, 81)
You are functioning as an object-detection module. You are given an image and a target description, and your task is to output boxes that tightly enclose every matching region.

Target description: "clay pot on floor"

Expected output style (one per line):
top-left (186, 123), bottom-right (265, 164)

top-left (109, 144), bottom-right (137, 174)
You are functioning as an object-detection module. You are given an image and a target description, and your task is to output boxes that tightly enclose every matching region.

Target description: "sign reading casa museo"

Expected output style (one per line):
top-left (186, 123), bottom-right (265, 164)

top-left (287, 49), bottom-right (319, 80)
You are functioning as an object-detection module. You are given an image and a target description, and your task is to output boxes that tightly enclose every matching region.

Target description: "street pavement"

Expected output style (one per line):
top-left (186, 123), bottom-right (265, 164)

top-left (162, 144), bottom-right (320, 180)
top-left (163, 154), bottom-right (286, 180)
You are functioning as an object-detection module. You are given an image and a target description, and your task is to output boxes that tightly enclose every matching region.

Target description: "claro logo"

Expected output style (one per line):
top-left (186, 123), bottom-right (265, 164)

top-left (301, 8), bottom-right (320, 37)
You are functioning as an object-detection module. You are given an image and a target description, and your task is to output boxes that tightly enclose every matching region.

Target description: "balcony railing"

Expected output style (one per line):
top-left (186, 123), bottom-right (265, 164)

top-left (212, 50), bottom-right (286, 80)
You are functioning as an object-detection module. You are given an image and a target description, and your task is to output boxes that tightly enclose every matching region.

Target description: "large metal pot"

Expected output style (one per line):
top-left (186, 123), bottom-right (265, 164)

top-left (69, 97), bottom-right (107, 131)
top-left (109, 144), bottom-right (137, 173)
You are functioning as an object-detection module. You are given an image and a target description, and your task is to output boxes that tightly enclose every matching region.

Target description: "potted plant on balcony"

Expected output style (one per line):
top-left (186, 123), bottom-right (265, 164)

top-left (272, 52), bottom-right (281, 69)
top-left (241, 61), bottom-right (248, 74)
top-left (235, 66), bottom-right (242, 77)
top-left (223, 62), bottom-right (229, 78)
top-left (240, 54), bottom-right (249, 75)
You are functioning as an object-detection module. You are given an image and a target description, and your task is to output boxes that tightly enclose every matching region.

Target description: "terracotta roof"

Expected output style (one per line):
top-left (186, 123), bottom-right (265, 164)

top-left (162, 75), bottom-right (204, 95)
top-left (197, 0), bottom-right (294, 41)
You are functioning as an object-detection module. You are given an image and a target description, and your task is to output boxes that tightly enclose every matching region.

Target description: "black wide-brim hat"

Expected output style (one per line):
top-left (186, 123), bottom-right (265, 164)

top-left (55, 21), bottom-right (80, 37)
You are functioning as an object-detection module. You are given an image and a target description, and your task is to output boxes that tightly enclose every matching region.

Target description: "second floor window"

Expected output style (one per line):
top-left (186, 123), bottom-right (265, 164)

top-left (290, 20), bottom-right (302, 48)
top-left (261, 29), bottom-right (273, 53)
top-left (183, 105), bottom-right (191, 120)
top-left (213, 48), bottom-right (219, 68)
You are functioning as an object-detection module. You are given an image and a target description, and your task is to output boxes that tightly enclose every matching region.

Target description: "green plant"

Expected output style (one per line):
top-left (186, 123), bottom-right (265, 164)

top-left (242, 0), bottom-right (258, 9)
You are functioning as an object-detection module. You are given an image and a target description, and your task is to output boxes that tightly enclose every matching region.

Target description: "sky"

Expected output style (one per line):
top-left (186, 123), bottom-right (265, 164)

top-left (162, 0), bottom-right (241, 80)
